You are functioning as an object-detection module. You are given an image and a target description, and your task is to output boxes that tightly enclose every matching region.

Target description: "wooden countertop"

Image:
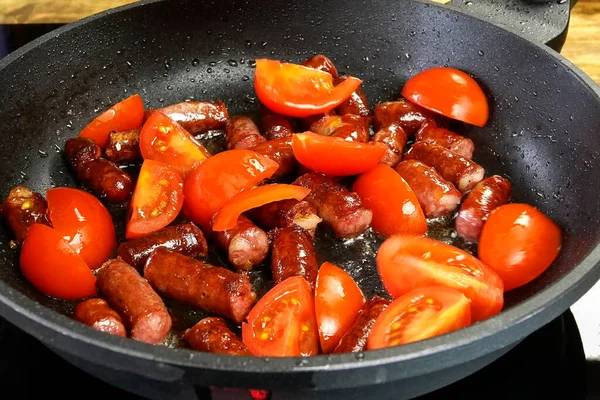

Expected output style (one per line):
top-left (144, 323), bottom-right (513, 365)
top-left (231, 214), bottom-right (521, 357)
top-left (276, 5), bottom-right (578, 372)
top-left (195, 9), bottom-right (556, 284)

top-left (0, 0), bottom-right (598, 84)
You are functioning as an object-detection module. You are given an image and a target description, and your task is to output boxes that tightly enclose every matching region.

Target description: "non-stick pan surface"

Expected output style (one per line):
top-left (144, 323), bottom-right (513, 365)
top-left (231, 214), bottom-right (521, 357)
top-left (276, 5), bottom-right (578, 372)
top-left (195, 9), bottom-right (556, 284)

top-left (0, 0), bottom-right (600, 396)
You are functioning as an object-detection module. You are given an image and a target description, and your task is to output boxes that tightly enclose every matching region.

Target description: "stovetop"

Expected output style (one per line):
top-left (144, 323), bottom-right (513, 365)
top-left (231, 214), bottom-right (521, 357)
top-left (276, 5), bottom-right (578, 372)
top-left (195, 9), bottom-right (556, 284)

top-left (1, 23), bottom-right (600, 400)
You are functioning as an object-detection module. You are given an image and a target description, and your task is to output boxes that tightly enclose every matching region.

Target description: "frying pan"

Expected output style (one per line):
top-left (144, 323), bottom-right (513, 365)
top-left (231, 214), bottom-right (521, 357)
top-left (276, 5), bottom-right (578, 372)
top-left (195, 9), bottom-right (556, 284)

top-left (0, 0), bottom-right (599, 398)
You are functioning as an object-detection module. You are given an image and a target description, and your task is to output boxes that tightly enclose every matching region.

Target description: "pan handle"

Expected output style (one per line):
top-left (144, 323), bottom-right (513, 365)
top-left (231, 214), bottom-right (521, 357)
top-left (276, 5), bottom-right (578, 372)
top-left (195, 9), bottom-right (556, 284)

top-left (445, 0), bottom-right (576, 52)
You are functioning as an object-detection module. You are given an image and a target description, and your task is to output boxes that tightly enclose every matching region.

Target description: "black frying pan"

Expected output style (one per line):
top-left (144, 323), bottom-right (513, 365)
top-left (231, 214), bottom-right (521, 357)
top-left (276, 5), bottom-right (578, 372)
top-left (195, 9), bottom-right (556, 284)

top-left (0, 0), bottom-right (599, 398)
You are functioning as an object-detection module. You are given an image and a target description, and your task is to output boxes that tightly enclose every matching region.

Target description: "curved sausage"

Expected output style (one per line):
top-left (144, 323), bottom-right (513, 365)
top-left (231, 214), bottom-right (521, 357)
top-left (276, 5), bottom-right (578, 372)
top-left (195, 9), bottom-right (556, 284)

top-left (293, 173), bottom-right (373, 238)
top-left (97, 259), bottom-right (171, 344)
top-left (301, 110), bottom-right (336, 131)
top-left (2, 186), bottom-right (50, 244)
top-left (144, 248), bottom-right (256, 324)
top-left (81, 159), bottom-right (134, 204)
top-left (456, 175), bottom-right (512, 241)
top-left (334, 75), bottom-right (372, 118)
top-left (151, 101), bottom-right (228, 135)
top-left (105, 129), bottom-right (142, 164)
top-left (301, 54), bottom-right (338, 78)
top-left (260, 107), bottom-right (294, 140)
top-left (270, 226), bottom-right (319, 290)
top-left (310, 114), bottom-right (369, 142)
top-left (395, 160), bottom-right (462, 218)
top-left (247, 199), bottom-right (322, 236)
top-left (213, 215), bottom-right (269, 271)
top-left (118, 223), bottom-right (208, 271)
top-left (183, 317), bottom-right (250, 356)
top-left (73, 298), bottom-right (127, 337)
top-left (374, 99), bottom-right (444, 135)
top-left (225, 116), bottom-right (266, 149)
top-left (371, 124), bottom-right (407, 167)
top-left (64, 137), bottom-right (102, 173)
top-left (416, 120), bottom-right (474, 159)
top-left (333, 296), bottom-right (390, 353)
top-left (251, 138), bottom-right (298, 180)
top-left (405, 142), bottom-right (484, 193)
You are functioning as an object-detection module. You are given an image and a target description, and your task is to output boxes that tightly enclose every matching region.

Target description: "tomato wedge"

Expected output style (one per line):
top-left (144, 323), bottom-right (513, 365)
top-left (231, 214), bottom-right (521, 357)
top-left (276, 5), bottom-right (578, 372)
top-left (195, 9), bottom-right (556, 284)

top-left (140, 111), bottom-right (210, 177)
top-left (401, 67), bottom-right (489, 127)
top-left (377, 235), bottom-right (504, 322)
top-left (79, 94), bottom-right (144, 148)
top-left (254, 59), bottom-right (362, 118)
top-left (126, 160), bottom-right (184, 239)
top-left (212, 184), bottom-right (311, 231)
top-left (315, 262), bottom-right (365, 354)
top-left (353, 164), bottom-right (427, 236)
top-left (367, 286), bottom-right (471, 350)
top-left (291, 133), bottom-right (386, 177)
top-left (20, 224), bottom-right (97, 300)
top-left (46, 187), bottom-right (116, 270)
top-left (242, 276), bottom-right (319, 357)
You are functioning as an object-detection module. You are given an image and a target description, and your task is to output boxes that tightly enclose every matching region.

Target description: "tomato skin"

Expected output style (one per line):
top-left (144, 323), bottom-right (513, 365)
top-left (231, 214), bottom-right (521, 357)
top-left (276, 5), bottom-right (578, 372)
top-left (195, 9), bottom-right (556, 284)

top-left (254, 59), bottom-right (362, 118)
top-left (126, 160), bottom-right (184, 239)
top-left (242, 276), bottom-right (319, 357)
top-left (367, 286), bottom-right (471, 350)
top-left (353, 164), bottom-right (427, 237)
top-left (401, 67), bottom-right (489, 127)
top-left (46, 187), bottom-right (116, 270)
top-left (315, 262), bottom-right (365, 354)
top-left (20, 224), bottom-right (97, 300)
top-left (377, 235), bottom-right (503, 322)
top-left (79, 94), bottom-right (144, 148)
top-left (478, 203), bottom-right (562, 291)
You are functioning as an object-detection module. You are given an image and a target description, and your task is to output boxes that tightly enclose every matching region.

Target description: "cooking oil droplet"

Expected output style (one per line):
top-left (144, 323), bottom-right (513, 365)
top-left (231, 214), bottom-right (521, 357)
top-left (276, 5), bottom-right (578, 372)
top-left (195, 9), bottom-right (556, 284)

top-left (355, 352), bottom-right (365, 360)
top-left (38, 150), bottom-right (48, 158)
top-left (261, 41), bottom-right (268, 48)
top-left (248, 60), bottom-right (257, 68)
top-left (207, 68), bottom-right (213, 73)
top-left (478, 50), bottom-right (485, 56)
top-left (244, 40), bottom-right (252, 48)
top-left (227, 59), bottom-right (238, 67)
top-left (20, 171), bottom-right (29, 180)
top-left (192, 58), bottom-right (200, 66)
top-left (167, 85), bottom-right (173, 90)
top-left (242, 75), bottom-right (250, 81)
top-left (164, 61), bottom-right (171, 70)
top-left (465, 1), bottom-right (473, 5)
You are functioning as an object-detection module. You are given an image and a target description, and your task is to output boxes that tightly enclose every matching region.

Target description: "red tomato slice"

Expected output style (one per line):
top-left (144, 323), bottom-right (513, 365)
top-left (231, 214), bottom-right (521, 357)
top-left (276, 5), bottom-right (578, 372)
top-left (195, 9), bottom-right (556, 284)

top-left (46, 187), bottom-right (116, 270)
top-left (183, 149), bottom-right (279, 229)
top-left (242, 276), bottom-right (319, 357)
top-left (254, 59), bottom-right (362, 118)
top-left (126, 160), bottom-right (184, 239)
top-left (353, 164), bottom-right (427, 236)
top-left (291, 133), bottom-right (387, 177)
top-left (377, 235), bottom-right (504, 322)
top-left (478, 203), bottom-right (562, 291)
top-left (367, 286), bottom-right (471, 350)
top-left (20, 224), bottom-right (97, 300)
top-left (212, 184), bottom-right (311, 231)
top-left (79, 94), bottom-right (144, 148)
top-left (401, 67), bottom-right (489, 127)
top-left (140, 111), bottom-right (211, 177)
top-left (315, 262), bottom-right (365, 354)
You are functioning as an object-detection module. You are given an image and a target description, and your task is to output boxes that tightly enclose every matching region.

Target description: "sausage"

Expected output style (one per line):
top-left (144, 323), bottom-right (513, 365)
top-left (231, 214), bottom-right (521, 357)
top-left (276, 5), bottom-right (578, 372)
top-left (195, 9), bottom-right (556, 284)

top-left (212, 215), bottom-right (269, 271)
top-left (371, 124), bottom-right (407, 167)
top-left (301, 110), bottom-right (336, 131)
top-left (293, 173), bottom-right (373, 238)
top-left (333, 296), bottom-right (390, 353)
top-left (2, 186), bottom-right (50, 244)
top-left (301, 54), bottom-right (338, 78)
top-left (250, 137), bottom-right (297, 180)
top-left (97, 259), bottom-right (172, 344)
top-left (225, 116), bottom-right (266, 149)
top-left (64, 137), bottom-right (102, 173)
top-left (73, 298), bottom-right (127, 337)
top-left (395, 160), bottom-right (462, 218)
top-left (260, 107), bottom-right (294, 140)
top-left (416, 120), bottom-right (474, 159)
top-left (247, 199), bottom-right (322, 236)
top-left (374, 99), bottom-right (444, 136)
top-left (81, 159), bottom-right (134, 204)
top-left (144, 248), bottom-right (256, 324)
top-left (270, 226), bottom-right (319, 289)
top-left (104, 128), bottom-right (142, 164)
top-left (150, 101), bottom-right (228, 135)
top-left (334, 75), bottom-right (372, 118)
top-left (183, 317), bottom-right (250, 356)
top-left (310, 114), bottom-right (369, 142)
top-left (455, 175), bottom-right (512, 241)
top-left (405, 142), bottom-right (485, 193)
top-left (117, 223), bottom-right (208, 271)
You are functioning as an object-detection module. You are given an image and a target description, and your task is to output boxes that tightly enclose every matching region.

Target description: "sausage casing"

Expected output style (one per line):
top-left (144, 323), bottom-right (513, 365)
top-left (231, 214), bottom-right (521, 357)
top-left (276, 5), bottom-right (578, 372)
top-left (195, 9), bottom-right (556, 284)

top-left (225, 116), bottom-right (266, 150)
top-left (183, 317), bottom-right (250, 356)
top-left (260, 107), bottom-right (294, 140)
top-left (250, 137), bottom-right (297, 180)
top-left (82, 159), bottom-right (134, 204)
top-left (301, 54), bottom-right (338, 78)
top-left (64, 137), bottom-right (102, 173)
top-left (2, 186), bottom-right (50, 244)
top-left (247, 199), bottom-right (322, 236)
top-left (416, 120), bottom-right (474, 159)
top-left (213, 215), bottom-right (269, 271)
top-left (333, 296), bottom-right (390, 353)
top-left (73, 298), bottom-right (127, 337)
top-left (151, 101), bottom-right (228, 135)
top-left (371, 124), bottom-right (407, 167)
top-left (374, 99), bottom-right (443, 135)
top-left (270, 226), bottom-right (319, 290)
top-left (105, 128), bottom-right (142, 164)
top-left (334, 75), bottom-right (372, 118)
top-left (310, 114), bottom-right (370, 143)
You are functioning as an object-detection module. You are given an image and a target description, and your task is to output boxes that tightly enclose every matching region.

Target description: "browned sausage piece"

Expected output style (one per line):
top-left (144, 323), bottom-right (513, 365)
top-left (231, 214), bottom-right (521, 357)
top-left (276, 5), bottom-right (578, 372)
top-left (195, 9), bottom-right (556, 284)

top-left (183, 317), bottom-right (250, 356)
top-left (97, 259), bottom-right (172, 344)
top-left (2, 186), bottom-right (50, 244)
top-left (334, 75), bottom-right (372, 118)
top-left (81, 159), bottom-right (134, 204)
top-left (73, 298), bottom-right (127, 337)
top-left (247, 199), bottom-right (322, 236)
top-left (64, 137), bottom-right (102, 173)
top-left (374, 99), bottom-right (444, 136)
top-left (405, 142), bottom-right (484, 193)
top-left (310, 114), bottom-right (369, 143)
top-left (301, 110), bottom-right (336, 131)
top-left (333, 296), bottom-right (390, 353)
top-left (301, 54), bottom-right (338, 78)
top-left (144, 248), bottom-right (256, 324)
top-left (225, 116), bottom-right (266, 150)
top-left (250, 137), bottom-right (298, 180)
top-left (117, 223), bottom-right (208, 271)
top-left (371, 124), bottom-right (407, 167)
top-left (395, 160), bottom-right (462, 218)
top-left (260, 106), bottom-right (294, 140)
top-left (455, 175), bottom-right (512, 241)
top-left (270, 226), bottom-right (319, 290)
top-left (293, 173), bottom-right (373, 238)
top-left (416, 120), bottom-right (474, 159)
top-left (105, 129), bottom-right (142, 164)
top-left (212, 215), bottom-right (269, 271)
top-left (151, 101), bottom-right (228, 135)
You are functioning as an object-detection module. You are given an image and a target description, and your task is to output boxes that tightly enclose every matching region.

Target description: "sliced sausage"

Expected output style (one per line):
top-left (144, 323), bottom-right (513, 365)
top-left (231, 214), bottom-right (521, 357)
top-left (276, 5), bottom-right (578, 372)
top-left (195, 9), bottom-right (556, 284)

top-left (334, 75), bottom-right (372, 118)
top-left (251, 137), bottom-right (298, 180)
top-left (301, 110), bottom-right (336, 131)
top-left (212, 215), bottom-right (269, 271)
top-left (371, 124), bottom-right (407, 167)
top-left (260, 106), bottom-right (294, 140)
top-left (183, 317), bottom-right (250, 356)
top-left (301, 54), bottom-right (338, 78)
top-left (270, 226), bottom-right (319, 290)
top-left (416, 120), bottom-right (474, 159)
top-left (333, 296), bottom-right (390, 353)
top-left (81, 159), bottom-right (134, 204)
top-left (151, 101), bottom-right (228, 135)
top-left (64, 137), bottom-right (102, 173)
top-left (73, 298), bottom-right (127, 337)
top-left (2, 186), bottom-right (50, 244)
top-left (225, 116), bottom-right (266, 149)
top-left (104, 128), bottom-right (142, 164)
top-left (247, 199), bottom-right (322, 236)
top-left (310, 114), bottom-right (369, 142)
top-left (374, 99), bottom-right (443, 135)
